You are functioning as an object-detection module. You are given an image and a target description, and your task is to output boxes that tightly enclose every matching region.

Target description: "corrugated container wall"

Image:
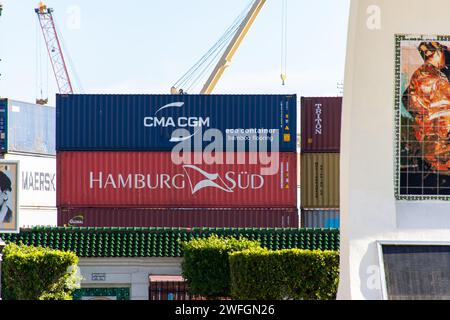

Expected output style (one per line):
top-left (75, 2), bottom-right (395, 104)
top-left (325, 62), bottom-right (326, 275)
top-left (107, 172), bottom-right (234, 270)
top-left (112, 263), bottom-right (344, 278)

top-left (56, 94), bottom-right (297, 152)
top-left (301, 210), bottom-right (340, 228)
top-left (58, 207), bottom-right (299, 228)
top-left (57, 152), bottom-right (297, 208)
top-left (301, 97), bottom-right (342, 153)
top-left (301, 153), bottom-right (340, 209)
top-left (0, 99), bottom-right (55, 155)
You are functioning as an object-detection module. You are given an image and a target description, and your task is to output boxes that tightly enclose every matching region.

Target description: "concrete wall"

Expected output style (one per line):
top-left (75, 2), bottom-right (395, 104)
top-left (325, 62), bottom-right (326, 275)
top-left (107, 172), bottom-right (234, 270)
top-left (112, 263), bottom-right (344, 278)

top-left (78, 257), bottom-right (182, 300)
top-left (338, 0), bottom-right (450, 300)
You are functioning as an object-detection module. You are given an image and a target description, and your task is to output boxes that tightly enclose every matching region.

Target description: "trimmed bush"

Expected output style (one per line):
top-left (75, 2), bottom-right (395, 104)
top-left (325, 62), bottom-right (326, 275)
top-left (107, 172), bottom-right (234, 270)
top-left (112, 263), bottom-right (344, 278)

top-left (181, 235), bottom-right (261, 299)
top-left (2, 243), bottom-right (80, 300)
top-left (229, 248), bottom-right (339, 300)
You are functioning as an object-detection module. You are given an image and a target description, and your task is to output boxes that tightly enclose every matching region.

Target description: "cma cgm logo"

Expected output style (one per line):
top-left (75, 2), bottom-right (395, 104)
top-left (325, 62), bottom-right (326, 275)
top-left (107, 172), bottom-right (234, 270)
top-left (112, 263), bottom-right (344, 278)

top-left (89, 165), bottom-right (266, 194)
top-left (143, 102), bottom-right (210, 142)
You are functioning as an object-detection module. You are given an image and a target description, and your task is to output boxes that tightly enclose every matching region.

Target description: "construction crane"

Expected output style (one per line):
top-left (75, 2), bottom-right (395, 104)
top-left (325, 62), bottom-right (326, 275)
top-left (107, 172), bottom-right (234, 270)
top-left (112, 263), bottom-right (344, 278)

top-left (200, 0), bottom-right (266, 94)
top-left (171, 0), bottom-right (267, 95)
top-left (35, 1), bottom-right (73, 104)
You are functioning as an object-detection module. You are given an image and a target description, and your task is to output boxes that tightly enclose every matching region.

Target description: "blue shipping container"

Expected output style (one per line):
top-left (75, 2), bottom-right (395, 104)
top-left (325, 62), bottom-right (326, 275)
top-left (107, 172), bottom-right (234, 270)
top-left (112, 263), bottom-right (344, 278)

top-left (56, 94), bottom-right (297, 151)
top-left (301, 209), bottom-right (340, 229)
top-left (0, 99), bottom-right (56, 156)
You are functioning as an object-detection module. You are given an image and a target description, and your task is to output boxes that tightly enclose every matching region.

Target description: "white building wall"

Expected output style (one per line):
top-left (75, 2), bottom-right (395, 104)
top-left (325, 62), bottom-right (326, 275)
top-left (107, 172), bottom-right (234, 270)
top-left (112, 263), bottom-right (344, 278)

top-left (78, 258), bottom-right (183, 300)
top-left (19, 208), bottom-right (57, 228)
top-left (339, 0), bottom-right (450, 300)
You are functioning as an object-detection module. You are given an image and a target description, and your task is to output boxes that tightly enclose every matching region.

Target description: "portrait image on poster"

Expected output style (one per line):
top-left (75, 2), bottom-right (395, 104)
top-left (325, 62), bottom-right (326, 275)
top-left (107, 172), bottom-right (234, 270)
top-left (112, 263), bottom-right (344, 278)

top-left (395, 35), bottom-right (450, 200)
top-left (0, 162), bottom-right (18, 232)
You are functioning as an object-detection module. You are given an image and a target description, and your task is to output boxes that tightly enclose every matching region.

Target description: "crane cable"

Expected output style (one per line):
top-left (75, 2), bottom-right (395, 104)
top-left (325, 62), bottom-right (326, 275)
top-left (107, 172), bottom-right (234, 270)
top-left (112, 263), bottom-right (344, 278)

top-left (36, 15), bottom-right (44, 102)
top-left (185, 22), bottom-right (238, 93)
top-left (174, 1), bottom-right (252, 93)
top-left (186, 19), bottom-right (242, 93)
top-left (281, 0), bottom-right (288, 86)
top-left (172, 0), bottom-right (254, 94)
top-left (36, 13), bottom-right (50, 103)
top-left (54, 14), bottom-right (84, 93)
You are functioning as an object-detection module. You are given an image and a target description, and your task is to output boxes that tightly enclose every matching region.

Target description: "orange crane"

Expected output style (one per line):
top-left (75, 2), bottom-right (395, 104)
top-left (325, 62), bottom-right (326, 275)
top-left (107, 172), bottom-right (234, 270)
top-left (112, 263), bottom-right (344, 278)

top-left (35, 1), bottom-right (73, 104)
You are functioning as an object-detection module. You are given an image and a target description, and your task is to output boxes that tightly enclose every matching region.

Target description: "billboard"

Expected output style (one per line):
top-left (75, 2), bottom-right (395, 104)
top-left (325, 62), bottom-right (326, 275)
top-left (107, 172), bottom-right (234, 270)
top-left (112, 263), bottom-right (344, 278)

top-left (395, 35), bottom-right (450, 200)
top-left (0, 161), bottom-right (19, 233)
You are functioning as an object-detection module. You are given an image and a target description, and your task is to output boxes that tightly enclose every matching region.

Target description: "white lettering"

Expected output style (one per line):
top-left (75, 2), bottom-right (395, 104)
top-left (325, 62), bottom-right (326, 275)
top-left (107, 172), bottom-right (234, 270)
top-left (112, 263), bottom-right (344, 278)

top-left (161, 174), bottom-right (171, 189)
top-left (147, 175), bottom-right (159, 189)
top-left (90, 172), bottom-right (102, 189)
top-left (315, 104), bottom-right (323, 135)
top-left (105, 174), bottom-right (117, 189)
top-left (252, 174), bottom-right (265, 189)
top-left (144, 117), bottom-right (210, 128)
top-left (135, 174), bottom-right (146, 189)
top-left (237, 172), bottom-right (250, 189)
top-left (88, 171), bottom-right (268, 192)
top-left (172, 174), bottom-right (185, 189)
top-left (225, 172), bottom-right (237, 190)
top-left (118, 175), bottom-right (132, 188)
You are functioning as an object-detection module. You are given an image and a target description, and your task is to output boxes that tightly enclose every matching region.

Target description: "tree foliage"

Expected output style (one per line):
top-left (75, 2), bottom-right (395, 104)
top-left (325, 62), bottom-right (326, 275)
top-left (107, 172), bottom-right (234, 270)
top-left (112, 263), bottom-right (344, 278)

top-left (229, 248), bottom-right (339, 300)
top-left (2, 243), bottom-right (80, 300)
top-left (181, 235), bottom-right (260, 299)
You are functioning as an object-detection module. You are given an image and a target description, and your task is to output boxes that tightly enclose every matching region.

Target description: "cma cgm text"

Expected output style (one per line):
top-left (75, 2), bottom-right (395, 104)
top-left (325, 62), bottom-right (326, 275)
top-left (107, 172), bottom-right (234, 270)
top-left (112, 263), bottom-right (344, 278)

top-left (143, 117), bottom-right (210, 128)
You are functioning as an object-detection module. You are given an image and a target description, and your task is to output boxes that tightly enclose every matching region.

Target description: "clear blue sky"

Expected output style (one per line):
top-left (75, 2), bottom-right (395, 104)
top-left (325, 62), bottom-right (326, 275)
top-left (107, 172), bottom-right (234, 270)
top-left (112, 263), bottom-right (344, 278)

top-left (0, 0), bottom-right (350, 106)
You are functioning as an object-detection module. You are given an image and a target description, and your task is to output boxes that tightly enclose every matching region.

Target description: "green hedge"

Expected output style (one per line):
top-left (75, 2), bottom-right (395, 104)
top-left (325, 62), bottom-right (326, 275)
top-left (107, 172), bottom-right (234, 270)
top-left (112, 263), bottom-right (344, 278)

top-left (0, 227), bottom-right (340, 257)
top-left (181, 235), bottom-right (260, 299)
top-left (229, 248), bottom-right (339, 300)
top-left (2, 243), bottom-right (80, 300)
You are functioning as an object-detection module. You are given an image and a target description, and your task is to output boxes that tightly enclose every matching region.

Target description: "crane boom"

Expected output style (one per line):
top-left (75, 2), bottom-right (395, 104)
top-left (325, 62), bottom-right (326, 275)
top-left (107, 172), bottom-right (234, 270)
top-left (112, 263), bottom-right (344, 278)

top-left (35, 2), bottom-right (73, 96)
top-left (200, 0), bottom-right (266, 94)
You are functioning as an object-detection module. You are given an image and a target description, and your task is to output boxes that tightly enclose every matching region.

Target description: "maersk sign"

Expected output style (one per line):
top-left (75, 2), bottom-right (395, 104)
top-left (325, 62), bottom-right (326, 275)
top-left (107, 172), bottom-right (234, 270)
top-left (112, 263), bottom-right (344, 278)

top-left (56, 94), bottom-right (297, 152)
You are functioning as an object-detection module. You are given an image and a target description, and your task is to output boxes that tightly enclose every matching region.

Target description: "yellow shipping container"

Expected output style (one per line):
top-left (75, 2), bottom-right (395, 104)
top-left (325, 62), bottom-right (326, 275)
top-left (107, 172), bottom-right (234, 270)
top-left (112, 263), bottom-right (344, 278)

top-left (301, 153), bottom-right (340, 209)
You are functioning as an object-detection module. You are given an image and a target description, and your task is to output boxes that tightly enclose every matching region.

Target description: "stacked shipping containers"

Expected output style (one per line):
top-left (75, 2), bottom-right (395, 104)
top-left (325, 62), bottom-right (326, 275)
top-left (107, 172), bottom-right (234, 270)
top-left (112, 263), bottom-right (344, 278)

top-left (56, 94), bottom-right (298, 228)
top-left (300, 97), bottom-right (342, 228)
top-left (0, 99), bottom-right (57, 226)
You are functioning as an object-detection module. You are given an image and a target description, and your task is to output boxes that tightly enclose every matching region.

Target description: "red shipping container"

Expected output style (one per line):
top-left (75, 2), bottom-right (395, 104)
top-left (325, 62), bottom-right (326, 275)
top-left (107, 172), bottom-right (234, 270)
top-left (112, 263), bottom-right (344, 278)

top-left (301, 97), bottom-right (342, 153)
top-left (57, 152), bottom-right (296, 208)
top-left (58, 207), bottom-right (299, 228)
